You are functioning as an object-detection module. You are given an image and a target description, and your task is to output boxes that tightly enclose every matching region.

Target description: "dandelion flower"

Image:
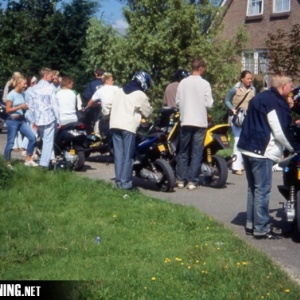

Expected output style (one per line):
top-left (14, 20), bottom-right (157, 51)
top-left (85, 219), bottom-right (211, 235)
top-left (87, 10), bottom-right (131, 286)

top-left (151, 277), bottom-right (156, 281)
top-left (266, 293), bottom-right (270, 296)
top-left (188, 266), bottom-right (191, 269)
top-left (217, 247), bottom-right (220, 251)
top-left (164, 258), bottom-right (171, 263)
top-left (113, 215), bottom-right (117, 218)
top-left (144, 287), bottom-right (147, 290)
top-left (205, 243), bottom-right (208, 246)
top-left (261, 296), bottom-right (264, 299)
top-left (202, 270), bottom-right (205, 273)
top-left (206, 226), bottom-right (210, 230)
top-left (237, 262), bottom-right (240, 266)
top-left (196, 245), bottom-right (199, 248)
top-left (196, 260), bottom-right (199, 263)
top-left (175, 257), bottom-right (182, 262)
top-left (285, 289), bottom-right (290, 293)
top-left (181, 263), bottom-right (184, 265)
top-left (203, 262), bottom-right (206, 265)
top-left (205, 271), bottom-right (208, 274)
top-left (266, 276), bottom-right (270, 279)
top-left (242, 262), bottom-right (247, 265)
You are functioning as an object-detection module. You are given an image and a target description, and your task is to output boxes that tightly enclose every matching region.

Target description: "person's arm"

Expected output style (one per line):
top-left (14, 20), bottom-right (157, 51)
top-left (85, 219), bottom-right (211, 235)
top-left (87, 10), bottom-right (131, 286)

top-left (267, 104), bottom-right (294, 152)
top-left (140, 96), bottom-right (152, 118)
top-left (205, 84), bottom-right (214, 109)
top-left (51, 91), bottom-right (61, 128)
top-left (224, 87), bottom-right (236, 111)
top-left (5, 100), bottom-right (27, 113)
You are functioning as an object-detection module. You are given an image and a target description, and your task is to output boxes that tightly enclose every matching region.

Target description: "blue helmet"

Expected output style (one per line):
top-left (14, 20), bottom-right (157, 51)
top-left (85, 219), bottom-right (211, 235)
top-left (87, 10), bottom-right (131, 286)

top-left (175, 69), bottom-right (190, 82)
top-left (132, 71), bottom-right (154, 92)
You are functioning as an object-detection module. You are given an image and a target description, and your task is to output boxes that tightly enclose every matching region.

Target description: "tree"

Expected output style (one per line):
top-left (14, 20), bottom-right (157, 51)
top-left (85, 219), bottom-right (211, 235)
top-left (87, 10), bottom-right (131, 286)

top-left (83, 0), bottom-right (248, 123)
top-left (0, 0), bottom-right (98, 94)
top-left (265, 23), bottom-right (300, 79)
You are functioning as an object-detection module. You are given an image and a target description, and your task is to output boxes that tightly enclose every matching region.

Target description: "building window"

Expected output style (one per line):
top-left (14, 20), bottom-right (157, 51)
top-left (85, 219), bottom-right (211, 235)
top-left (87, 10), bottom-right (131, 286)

top-left (242, 50), bottom-right (268, 75)
top-left (247, 0), bottom-right (263, 16)
top-left (273, 0), bottom-right (290, 13)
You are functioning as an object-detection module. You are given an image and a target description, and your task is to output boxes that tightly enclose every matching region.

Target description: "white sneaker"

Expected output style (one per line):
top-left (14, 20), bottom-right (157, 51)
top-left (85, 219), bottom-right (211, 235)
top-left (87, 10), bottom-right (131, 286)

top-left (272, 163), bottom-right (283, 172)
top-left (7, 164), bottom-right (14, 170)
top-left (24, 160), bottom-right (39, 167)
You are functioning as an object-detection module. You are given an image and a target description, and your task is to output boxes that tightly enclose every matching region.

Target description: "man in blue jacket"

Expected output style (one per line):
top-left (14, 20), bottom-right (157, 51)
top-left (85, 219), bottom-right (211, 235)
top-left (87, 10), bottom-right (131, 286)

top-left (238, 74), bottom-right (296, 239)
top-left (84, 68), bottom-right (104, 135)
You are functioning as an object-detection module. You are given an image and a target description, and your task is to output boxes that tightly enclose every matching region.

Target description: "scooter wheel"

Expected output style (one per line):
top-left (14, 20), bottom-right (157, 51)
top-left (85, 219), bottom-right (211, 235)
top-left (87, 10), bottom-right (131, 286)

top-left (155, 159), bottom-right (176, 192)
top-left (297, 191), bottom-right (300, 236)
top-left (73, 150), bottom-right (85, 171)
top-left (206, 155), bottom-right (228, 188)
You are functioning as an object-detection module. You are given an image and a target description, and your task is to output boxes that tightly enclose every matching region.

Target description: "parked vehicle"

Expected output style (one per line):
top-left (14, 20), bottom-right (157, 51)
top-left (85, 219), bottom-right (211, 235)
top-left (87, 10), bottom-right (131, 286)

top-left (133, 128), bottom-right (176, 192)
top-left (0, 102), bottom-right (7, 133)
top-left (278, 151), bottom-right (300, 237)
top-left (148, 107), bottom-right (235, 188)
top-left (36, 121), bottom-right (87, 171)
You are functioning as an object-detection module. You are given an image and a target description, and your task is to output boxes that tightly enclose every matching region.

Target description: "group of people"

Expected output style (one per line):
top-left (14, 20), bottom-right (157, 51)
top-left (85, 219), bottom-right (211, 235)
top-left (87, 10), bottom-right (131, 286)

top-left (163, 60), bottom-right (297, 240)
top-left (2, 60), bottom-right (298, 240)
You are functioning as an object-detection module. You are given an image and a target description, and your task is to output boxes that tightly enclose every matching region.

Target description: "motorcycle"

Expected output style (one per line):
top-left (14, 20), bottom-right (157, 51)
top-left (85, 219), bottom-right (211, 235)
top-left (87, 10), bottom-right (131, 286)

top-left (148, 107), bottom-right (235, 188)
top-left (277, 88), bottom-right (300, 236)
top-left (133, 125), bottom-right (176, 192)
top-left (36, 121), bottom-right (87, 171)
top-left (0, 102), bottom-right (7, 133)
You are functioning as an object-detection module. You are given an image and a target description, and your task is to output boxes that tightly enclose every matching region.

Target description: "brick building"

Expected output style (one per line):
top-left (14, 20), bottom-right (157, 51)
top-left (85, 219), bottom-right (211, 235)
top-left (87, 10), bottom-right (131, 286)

top-left (220, 0), bottom-right (300, 85)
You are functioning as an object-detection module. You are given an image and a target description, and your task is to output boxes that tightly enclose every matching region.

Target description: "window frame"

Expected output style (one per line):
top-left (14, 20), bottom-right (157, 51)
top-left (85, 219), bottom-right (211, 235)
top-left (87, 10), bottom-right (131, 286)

top-left (246, 0), bottom-right (264, 17)
top-left (273, 0), bottom-right (290, 13)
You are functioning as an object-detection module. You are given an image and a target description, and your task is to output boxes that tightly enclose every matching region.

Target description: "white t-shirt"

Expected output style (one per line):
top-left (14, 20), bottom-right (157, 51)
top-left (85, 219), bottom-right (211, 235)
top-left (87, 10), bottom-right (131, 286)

top-left (91, 85), bottom-right (119, 106)
top-left (56, 89), bottom-right (78, 125)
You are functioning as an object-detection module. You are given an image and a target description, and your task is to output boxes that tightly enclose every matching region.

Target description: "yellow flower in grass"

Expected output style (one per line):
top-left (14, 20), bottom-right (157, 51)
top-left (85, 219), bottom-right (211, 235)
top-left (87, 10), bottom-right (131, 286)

top-left (266, 276), bottom-right (270, 279)
top-left (144, 287), bottom-right (147, 290)
top-left (151, 277), bottom-right (156, 281)
top-left (113, 215), bottom-right (117, 219)
top-left (196, 260), bottom-right (199, 264)
top-left (203, 262), bottom-right (206, 266)
top-left (261, 296), bottom-right (264, 299)
top-left (217, 247), bottom-right (220, 251)
top-left (175, 257), bottom-right (182, 262)
top-left (196, 245), bottom-right (199, 248)
top-left (188, 266), bottom-right (191, 269)
top-left (266, 293), bottom-right (270, 296)
top-left (242, 262), bottom-right (247, 265)
top-left (205, 243), bottom-right (208, 246)
top-left (285, 289), bottom-right (290, 293)
top-left (181, 263), bottom-right (184, 265)
top-left (164, 258), bottom-right (171, 263)
top-left (206, 226), bottom-right (210, 230)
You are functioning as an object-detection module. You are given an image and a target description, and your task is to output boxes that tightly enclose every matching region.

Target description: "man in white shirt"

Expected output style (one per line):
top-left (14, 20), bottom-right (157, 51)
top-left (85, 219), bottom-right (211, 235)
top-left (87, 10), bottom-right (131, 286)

top-left (176, 57), bottom-right (214, 190)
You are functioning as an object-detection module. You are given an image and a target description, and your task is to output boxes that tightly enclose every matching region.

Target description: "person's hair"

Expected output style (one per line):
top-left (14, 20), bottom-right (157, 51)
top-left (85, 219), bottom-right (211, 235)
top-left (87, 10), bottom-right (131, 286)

top-left (39, 68), bottom-right (52, 78)
top-left (8, 72), bottom-right (22, 87)
top-left (102, 72), bottom-right (113, 84)
top-left (52, 70), bottom-right (60, 77)
top-left (240, 70), bottom-right (252, 80)
top-left (61, 76), bottom-right (73, 88)
top-left (95, 68), bottom-right (104, 77)
top-left (271, 74), bottom-right (293, 88)
top-left (27, 76), bottom-right (33, 87)
top-left (15, 76), bottom-right (26, 87)
top-left (191, 57), bottom-right (205, 71)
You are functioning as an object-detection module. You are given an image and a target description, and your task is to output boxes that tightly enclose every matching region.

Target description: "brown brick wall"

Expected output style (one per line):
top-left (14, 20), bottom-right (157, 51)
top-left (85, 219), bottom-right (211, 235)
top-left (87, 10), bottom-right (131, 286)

top-left (221, 0), bottom-right (300, 50)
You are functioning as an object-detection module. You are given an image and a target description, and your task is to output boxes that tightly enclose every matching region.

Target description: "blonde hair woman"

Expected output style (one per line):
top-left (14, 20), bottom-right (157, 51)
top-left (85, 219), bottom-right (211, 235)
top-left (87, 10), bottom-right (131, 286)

top-left (4, 76), bottom-right (38, 169)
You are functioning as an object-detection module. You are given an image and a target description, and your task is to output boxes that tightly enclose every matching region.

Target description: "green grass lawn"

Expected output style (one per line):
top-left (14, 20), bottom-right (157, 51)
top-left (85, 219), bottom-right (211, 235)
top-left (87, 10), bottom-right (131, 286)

top-left (1, 160), bottom-right (300, 299)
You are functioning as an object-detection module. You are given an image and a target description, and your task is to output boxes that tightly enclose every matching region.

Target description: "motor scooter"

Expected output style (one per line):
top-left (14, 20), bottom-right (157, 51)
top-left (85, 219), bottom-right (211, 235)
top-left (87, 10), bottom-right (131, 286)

top-left (148, 107), bottom-right (235, 188)
top-left (36, 121), bottom-right (87, 170)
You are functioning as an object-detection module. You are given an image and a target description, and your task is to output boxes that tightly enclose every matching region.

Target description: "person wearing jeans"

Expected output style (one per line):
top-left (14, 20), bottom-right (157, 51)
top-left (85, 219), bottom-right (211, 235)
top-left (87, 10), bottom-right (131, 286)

top-left (102, 71), bottom-right (153, 190)
top-left (28, 68), bottom-right (61, 168)
top-left (4, 76), bottom-right (38, 169)
top-left (175, 57), bottom-right (214, 191)
top-left (238, 74), bottom-right (297, 239)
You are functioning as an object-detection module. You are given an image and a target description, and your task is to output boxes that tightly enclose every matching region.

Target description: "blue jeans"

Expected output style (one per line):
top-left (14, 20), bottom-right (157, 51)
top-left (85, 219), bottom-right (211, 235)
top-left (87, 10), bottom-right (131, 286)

top-left (4, 118), bottom-right (36, 161)
top-left (242, 154), bottom-right (273, 236)
top-left (111, 129), bottom-right (135, 189)
top-left (38, 122), bottom-right (56, 167)
top-left (176, 126), bottom-right (206, 185)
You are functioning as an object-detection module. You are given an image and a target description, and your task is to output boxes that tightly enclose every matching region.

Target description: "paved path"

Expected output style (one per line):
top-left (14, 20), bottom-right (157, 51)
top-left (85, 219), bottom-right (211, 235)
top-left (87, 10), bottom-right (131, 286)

top-left (1, 132), bottom-right (299, 284)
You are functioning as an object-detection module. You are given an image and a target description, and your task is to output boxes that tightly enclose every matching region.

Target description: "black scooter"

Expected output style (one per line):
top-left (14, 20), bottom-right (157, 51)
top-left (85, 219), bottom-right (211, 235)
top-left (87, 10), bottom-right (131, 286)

top-left (36, 121), bottom-right (87, 171)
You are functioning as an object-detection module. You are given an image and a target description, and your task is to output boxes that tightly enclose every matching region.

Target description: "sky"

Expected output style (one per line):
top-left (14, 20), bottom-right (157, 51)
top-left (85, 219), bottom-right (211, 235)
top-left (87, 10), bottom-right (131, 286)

top-left (98, 0), bottom-right (128, 29)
